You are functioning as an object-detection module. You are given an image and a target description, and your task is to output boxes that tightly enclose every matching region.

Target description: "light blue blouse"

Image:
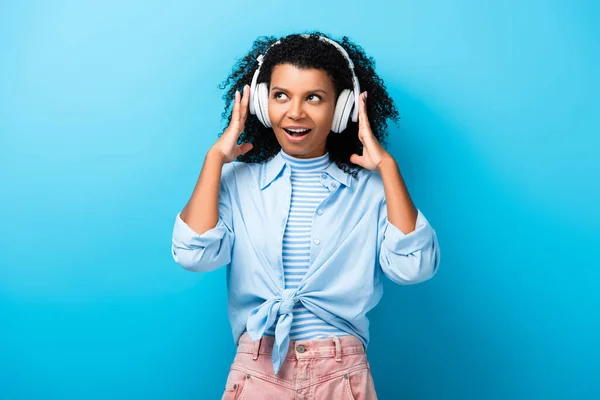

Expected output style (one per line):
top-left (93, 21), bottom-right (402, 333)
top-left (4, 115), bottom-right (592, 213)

top-left (171, 149), bottom-right (440, 374)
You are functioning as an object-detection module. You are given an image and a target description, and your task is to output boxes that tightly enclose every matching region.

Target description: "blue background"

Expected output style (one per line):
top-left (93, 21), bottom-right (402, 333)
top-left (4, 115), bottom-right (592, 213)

top-left (1, 1), bottom-right (598, 399)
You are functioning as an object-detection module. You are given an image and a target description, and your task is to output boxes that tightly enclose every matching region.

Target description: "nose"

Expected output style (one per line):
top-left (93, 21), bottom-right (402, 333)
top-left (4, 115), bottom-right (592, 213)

top-left (287, 98), bottom-right (304, 120)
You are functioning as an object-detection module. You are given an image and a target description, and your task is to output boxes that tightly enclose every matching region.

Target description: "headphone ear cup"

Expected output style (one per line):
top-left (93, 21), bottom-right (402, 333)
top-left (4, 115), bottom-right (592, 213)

top-left (331, 89), bottom-right (354, 133)
top-left (256, 82), bottom-right (271, 127)
top-left (249, 69), bottom-right (260, 117)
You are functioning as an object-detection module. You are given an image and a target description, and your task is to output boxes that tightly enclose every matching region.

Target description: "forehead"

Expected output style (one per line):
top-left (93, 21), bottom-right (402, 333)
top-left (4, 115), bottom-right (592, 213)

top-left (270, 63), bottom-right (334, 92)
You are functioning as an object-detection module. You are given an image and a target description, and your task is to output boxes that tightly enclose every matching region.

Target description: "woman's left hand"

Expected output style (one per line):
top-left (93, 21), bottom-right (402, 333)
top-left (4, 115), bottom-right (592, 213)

top-left (349, 91), bottom-right (390, 170)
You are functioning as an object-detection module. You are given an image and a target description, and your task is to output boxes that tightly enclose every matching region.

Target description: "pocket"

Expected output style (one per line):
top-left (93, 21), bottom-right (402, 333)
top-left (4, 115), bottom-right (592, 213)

top-left (344, 367), bottom-right (378, 400)
top-left (343, 372), bottom-right (357, 400)
top-left (221, 369), bottom-right (250, 400)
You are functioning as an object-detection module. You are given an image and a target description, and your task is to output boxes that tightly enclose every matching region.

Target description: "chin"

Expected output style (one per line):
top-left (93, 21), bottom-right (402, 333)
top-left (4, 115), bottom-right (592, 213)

top-left (281, 146), bottom-right (306, 156)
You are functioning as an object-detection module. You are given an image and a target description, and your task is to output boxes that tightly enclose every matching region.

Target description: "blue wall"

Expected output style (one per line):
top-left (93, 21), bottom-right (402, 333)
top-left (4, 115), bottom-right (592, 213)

top-left (1, 1), bottom-right (598, 398)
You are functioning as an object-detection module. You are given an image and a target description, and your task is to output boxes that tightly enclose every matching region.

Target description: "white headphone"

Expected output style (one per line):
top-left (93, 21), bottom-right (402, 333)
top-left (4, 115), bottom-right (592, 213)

top-left (248, 34), bottom-right (361, 133)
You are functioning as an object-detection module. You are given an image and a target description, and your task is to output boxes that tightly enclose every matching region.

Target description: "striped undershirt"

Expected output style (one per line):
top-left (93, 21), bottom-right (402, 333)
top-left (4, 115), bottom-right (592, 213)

top-left (263, 150), bottom-right (349, 341)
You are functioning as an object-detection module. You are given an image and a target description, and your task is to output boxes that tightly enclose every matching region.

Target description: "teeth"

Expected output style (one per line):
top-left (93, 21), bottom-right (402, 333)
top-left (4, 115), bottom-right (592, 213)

top-left (287, 128), bottom-right (310, 133)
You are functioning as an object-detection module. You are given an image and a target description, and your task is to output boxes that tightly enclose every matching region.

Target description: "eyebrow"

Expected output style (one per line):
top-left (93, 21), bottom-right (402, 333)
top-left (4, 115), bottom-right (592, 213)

top-left (270, 86), bottom-right (328, 95)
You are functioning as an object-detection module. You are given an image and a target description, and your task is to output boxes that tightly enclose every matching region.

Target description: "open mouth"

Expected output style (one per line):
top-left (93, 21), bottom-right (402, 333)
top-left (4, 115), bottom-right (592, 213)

top-left (283, 128), bottom-right (312, 142)
top-left (283, 128), bottom-right (311, 137)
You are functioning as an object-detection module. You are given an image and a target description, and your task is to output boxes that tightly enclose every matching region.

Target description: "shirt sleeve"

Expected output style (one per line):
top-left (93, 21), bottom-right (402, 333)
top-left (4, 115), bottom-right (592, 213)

top-left (377, 198), bottom-right (441, 285)
top-left (171, 165), bottom-right (235, 272)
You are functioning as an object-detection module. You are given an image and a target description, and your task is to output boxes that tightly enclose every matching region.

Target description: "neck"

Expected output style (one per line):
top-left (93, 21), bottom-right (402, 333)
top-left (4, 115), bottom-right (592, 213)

top-left (280, 149), bottom-right (331, 171)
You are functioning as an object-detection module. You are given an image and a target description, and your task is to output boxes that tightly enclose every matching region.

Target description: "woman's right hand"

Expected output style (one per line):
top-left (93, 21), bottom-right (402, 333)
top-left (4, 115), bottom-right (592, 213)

top-left (212, 84), bottom-right (254, 164)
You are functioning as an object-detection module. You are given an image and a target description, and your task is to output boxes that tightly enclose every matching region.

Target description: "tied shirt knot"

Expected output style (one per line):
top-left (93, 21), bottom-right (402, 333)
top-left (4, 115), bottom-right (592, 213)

top-left (246, 288), bottom-right (298, 374)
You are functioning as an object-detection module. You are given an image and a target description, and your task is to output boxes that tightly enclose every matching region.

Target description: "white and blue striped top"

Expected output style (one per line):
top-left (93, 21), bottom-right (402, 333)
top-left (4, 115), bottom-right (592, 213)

top-left (263, 150), bottom-right (349, 341)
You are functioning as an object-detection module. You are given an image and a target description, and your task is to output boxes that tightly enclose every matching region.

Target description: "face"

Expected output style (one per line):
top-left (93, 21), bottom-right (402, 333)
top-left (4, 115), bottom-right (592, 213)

top-left (267, 63), bottom-right (336, 159)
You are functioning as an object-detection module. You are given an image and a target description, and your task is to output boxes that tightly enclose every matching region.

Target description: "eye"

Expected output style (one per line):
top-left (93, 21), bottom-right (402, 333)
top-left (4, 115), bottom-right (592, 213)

top-left (272, 91), bottom-right (322, 102)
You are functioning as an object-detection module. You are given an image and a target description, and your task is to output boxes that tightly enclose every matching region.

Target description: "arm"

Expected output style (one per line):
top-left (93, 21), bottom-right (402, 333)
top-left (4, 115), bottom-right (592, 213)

top-left (171, 150), bottom-right (235, 272)
top-left (172, 85), bottom-right (253, 272)
top-left (377, 154), bottom-right (418, 233)
top-left (180, 148), bottom-right (226, 235)
top-left (349, 91), bottom-right (440, 284)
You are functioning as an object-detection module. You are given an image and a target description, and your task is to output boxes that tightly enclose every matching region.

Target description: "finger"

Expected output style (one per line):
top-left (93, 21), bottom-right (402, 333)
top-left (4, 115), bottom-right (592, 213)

top-left (232, 90), bottom-right (241, 124)
top-left (359, 92), bottom-right (371, 131)
top-left (226, 91), bottom-right (242, 140)
top-left (237, 142), bottom-right (253, 156)
top-left (239, 85), bottom-right (250, 126)
top-left (359, 92), bottom-right (371, 129)
top-left (359, 92), bottom-right (379, 150)
top-left (349, 153), bottom-right (363, 166)
top-left (235, 86), bottom-right (250, 138)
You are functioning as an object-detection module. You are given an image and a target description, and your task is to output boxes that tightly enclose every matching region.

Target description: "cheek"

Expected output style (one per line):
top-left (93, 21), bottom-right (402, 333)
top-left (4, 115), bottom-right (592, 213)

top-left (268, 107), bottom-right (285, 128)
top-left (316, 107), bottom-right (335, 128)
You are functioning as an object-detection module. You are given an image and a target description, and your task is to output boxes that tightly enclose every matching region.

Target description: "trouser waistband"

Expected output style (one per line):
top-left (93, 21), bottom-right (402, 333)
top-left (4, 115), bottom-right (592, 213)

top-left (236, 332), bottom-right (366, 362)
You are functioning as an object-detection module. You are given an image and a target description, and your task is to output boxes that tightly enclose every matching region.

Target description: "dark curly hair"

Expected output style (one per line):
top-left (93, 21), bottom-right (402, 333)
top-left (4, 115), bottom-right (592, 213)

top-left (217, 30), bottom-right (400, 177)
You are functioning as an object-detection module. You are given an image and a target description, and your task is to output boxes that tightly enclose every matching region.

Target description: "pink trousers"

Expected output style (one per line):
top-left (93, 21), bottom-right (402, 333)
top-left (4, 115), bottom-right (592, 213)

top-left (221, 332), bottom-right (378, 400)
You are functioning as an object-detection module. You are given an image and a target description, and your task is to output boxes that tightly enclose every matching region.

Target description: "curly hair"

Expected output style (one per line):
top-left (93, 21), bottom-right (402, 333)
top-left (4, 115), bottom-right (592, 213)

top-left (217, 30), bottom-right (400, 177)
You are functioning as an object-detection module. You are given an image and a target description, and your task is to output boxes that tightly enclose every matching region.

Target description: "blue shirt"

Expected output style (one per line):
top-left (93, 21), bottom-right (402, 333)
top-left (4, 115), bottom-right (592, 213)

top-left (171, 149), bottom-right (441, 374)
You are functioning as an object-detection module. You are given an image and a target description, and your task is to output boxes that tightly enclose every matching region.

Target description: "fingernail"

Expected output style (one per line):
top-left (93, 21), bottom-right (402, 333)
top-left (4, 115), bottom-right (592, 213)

top-left (364, 91), bottom-right (368, 98)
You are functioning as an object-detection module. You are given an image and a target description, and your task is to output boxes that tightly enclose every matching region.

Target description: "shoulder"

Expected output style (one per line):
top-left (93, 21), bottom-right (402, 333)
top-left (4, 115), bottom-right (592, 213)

top-left (353, 167), bottom-right (385, 197)
top-left (220, 160), bottom-right (262, 187)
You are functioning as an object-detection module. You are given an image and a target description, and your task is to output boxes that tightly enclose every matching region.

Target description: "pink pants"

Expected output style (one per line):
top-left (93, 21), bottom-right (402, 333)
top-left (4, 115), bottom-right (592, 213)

top-left (221, 332), bottom-right (378, 400)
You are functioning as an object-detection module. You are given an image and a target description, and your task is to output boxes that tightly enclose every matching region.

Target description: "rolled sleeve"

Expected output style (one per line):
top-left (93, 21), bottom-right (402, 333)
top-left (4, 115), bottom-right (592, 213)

top-left (171, 213), bottom-right (234, 271)
top-left (378, 206), bottom-right (441, 284)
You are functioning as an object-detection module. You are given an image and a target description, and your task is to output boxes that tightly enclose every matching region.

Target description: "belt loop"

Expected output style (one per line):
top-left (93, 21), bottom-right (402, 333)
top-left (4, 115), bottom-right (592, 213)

top-left (334, 337), bottom-right (342, 362)
top-left (252, 336), bottom-right (262, 360)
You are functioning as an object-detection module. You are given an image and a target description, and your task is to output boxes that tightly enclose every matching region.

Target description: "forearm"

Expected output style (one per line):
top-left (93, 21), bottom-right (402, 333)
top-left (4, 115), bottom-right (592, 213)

top-left (377, 154), bottom-right (418, 234)
top-left (180, 147), bottom-right (226, 235)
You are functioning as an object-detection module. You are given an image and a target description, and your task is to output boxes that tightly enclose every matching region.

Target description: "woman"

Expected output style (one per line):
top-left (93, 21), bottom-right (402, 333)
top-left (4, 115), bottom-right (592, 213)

top-left (171, 32), bottom-right (440, 400)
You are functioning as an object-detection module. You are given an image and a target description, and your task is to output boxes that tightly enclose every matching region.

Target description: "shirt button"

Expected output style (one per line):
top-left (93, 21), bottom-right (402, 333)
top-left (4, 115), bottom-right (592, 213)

top-left (331, 182), bottom-right (337, 188)
top-left (317, 209), bottom-right (323, 215)
top-left (313, 238), bottom-right (321, 245)
top-left (321, 173), bottom-right (328, 179)
top-left (296, 344), bottom-right (306, 353)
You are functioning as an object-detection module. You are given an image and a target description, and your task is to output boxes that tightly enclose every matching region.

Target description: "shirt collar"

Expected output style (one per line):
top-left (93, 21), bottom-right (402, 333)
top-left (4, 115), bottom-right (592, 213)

top-left (259, 149), bottom-right (353, 190)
